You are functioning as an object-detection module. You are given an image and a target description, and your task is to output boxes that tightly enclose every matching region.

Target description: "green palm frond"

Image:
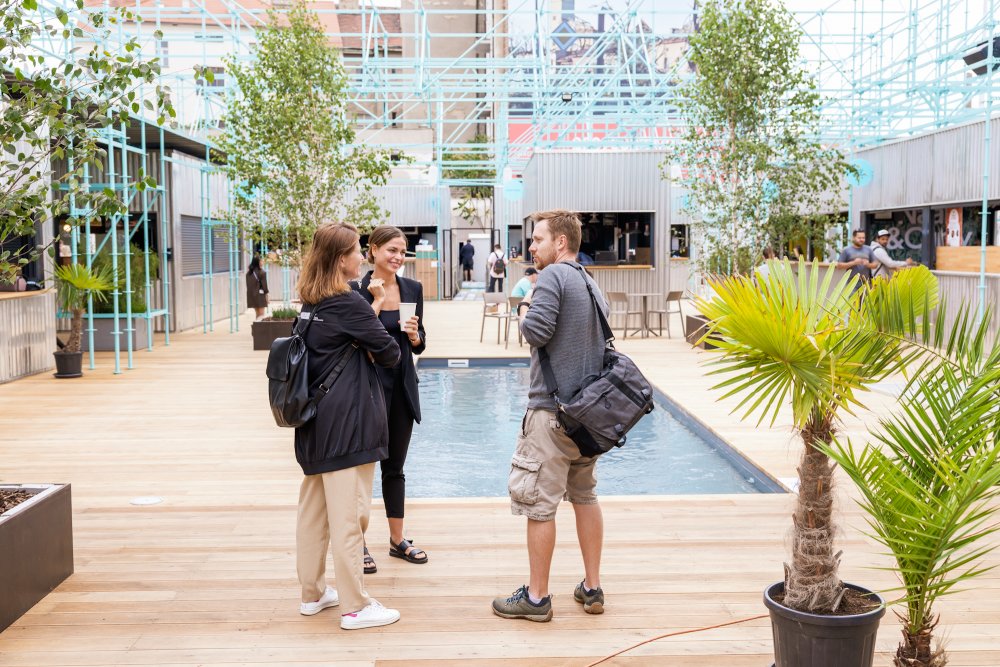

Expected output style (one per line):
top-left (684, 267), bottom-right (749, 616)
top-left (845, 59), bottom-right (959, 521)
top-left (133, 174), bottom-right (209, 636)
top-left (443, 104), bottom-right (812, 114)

top-left (825, 356), bottom-right (1000, 635)
top-left (54, 262), bottom-right (114, 313)
top-left (824, 292), bottom-right (1000, 655)
top-left (696, 260), bottom-right (928, 429)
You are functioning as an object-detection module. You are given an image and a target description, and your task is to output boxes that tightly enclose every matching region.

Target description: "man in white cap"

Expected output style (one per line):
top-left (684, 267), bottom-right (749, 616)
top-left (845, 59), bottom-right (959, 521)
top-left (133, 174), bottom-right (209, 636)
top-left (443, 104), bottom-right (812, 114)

top-left (870, 228), bottom-right (914, 279)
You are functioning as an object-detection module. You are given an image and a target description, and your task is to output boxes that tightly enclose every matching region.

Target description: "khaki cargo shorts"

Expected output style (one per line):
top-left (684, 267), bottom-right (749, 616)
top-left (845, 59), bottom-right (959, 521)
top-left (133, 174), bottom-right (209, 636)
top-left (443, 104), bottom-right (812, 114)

top-left (508, 408), bottom-right (599, 521)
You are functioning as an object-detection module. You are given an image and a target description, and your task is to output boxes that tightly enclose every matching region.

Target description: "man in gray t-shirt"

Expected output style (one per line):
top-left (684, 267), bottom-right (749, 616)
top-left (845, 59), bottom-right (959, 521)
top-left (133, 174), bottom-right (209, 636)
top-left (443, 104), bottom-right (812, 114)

top-left (491, 209), bottom-right (610, 623)
top-left (837, 229), bottom-right (878, 285)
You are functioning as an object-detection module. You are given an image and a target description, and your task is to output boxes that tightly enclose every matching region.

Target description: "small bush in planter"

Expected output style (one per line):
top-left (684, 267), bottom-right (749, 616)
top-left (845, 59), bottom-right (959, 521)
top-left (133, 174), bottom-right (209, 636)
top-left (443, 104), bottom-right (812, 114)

top-left (268, 307), bottom-right (299, 320)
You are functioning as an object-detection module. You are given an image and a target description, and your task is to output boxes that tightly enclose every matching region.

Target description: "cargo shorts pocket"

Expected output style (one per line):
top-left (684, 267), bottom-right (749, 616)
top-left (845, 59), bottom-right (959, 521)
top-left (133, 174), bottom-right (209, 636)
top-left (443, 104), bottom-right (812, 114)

top-left (508, 455), bottom-right (542, 505)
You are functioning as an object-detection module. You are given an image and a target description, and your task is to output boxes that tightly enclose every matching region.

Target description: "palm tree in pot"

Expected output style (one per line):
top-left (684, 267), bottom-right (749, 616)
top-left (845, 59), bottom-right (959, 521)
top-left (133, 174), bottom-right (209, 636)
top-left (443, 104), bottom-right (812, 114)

top-left (696, 260), bottom-right (938, 667)
top-left (825, 305), bottom-right (1000, 667)
top-left (53, 262), bottom-right (113, 377)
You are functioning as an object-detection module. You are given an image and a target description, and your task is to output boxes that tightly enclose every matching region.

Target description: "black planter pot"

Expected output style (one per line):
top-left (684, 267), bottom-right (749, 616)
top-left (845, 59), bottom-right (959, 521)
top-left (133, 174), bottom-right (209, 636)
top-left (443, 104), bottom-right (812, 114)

top-left (764, 581), bottom-right (886, 667)
top-left (251, 319), bottom-right (294, 351)
top-left (0, 484), bottom-right (74, 632)
top-left (53, 350), bottom-right (83, 378)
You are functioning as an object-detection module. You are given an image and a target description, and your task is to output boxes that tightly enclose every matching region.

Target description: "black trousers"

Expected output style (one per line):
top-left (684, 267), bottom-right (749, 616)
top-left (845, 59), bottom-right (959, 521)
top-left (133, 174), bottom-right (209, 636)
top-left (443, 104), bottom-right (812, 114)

top-left (381, 381), bottom-right (414, 519)
top-left (488, 276), bottom-right (504, 293)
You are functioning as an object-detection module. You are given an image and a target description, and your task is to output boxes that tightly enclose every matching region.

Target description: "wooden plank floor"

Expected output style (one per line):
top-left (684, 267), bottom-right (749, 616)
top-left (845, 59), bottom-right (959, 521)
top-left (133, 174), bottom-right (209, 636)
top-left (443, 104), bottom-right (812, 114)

top-left (1, 301), bottom-right (998, 666)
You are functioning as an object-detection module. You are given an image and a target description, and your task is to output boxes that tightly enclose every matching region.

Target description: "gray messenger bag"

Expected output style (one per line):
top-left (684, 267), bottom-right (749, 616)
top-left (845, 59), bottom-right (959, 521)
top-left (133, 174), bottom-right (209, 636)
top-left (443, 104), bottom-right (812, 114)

top-left (538, 265), bottom-right (655, 456)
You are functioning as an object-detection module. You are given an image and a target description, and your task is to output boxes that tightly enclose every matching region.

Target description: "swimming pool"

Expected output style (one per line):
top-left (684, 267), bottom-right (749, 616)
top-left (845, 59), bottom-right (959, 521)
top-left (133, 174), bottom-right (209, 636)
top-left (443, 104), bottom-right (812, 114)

top-left (372, 360), bottom-right (782, 498)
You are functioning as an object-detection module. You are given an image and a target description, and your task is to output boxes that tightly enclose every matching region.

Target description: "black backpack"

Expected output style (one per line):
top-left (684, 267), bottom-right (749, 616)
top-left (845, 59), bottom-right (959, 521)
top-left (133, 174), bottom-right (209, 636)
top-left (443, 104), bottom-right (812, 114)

top-left (266, 311), bottom-right (357, 428)
top-left (538, 265), bottom-right (654, 456)
top-left (492, 254), bottom-right (506, 275)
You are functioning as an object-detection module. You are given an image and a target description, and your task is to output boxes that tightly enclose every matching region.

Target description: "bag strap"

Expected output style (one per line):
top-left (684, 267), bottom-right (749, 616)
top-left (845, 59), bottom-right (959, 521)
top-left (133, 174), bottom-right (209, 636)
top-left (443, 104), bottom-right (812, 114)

top-left (537, 262), bottom-right (613, 399)
top-left (295, 307), bottom-right (358, 405)
top-left (311, 342), bottom-right (358, 406)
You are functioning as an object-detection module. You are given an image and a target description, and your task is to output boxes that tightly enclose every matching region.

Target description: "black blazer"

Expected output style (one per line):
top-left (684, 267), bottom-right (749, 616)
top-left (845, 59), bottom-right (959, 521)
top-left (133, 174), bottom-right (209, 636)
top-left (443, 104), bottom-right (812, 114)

top-left (352, 271), bottom-right (426, 423)
top-left (294, 291), bottom-right (400, 476)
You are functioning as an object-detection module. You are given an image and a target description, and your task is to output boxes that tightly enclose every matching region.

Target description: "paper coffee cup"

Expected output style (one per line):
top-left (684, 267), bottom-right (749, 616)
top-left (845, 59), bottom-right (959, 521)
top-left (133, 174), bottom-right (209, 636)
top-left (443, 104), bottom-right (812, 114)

top-left (398, 302), bottom-right (417, 324)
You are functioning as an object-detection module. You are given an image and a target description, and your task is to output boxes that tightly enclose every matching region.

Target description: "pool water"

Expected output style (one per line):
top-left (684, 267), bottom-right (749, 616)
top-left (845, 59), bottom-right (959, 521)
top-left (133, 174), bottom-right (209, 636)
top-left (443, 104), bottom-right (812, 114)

top-left (371, 365), bottom-right (778, 498)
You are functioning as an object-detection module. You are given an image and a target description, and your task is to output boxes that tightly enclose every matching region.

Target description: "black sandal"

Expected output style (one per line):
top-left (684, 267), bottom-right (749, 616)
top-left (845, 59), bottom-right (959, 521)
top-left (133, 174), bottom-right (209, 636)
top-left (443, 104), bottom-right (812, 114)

top-left (389, 538), bottom-right (428, 564)
top-left (363, 546), bottom-right (377, 574)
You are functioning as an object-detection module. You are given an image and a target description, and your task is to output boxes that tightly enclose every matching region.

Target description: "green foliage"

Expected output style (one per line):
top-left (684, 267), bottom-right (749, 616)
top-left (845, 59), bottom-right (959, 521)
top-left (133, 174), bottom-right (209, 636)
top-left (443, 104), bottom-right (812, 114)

top-left (217, 1), bottom-right (393, 268)
top-left (90, 243), bottom-right (160, 314)
top-left (441, 133), bottom-right (495, 200)
top-left (697, 262), bottom-right (939, 614)
top-left (1, 0), bottom-right (173, 282)
top-left (269, 307), bottom-right (299, 320)
top-left (54, 261), bottom-right (113, 314)
top-left (824, 298), bottom-right (1000, 666)
top-left (664, 0), bottom-right (854, 276)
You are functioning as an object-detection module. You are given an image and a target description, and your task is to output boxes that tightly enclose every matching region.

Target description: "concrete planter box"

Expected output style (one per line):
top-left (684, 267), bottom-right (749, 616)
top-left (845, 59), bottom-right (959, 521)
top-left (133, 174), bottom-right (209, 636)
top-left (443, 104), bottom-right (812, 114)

top-left (79, 317), bottom-right (153, 353)
top-left (252, 319), bottom-right (294, 351)
top-left (0, 484), bottom-right (74, 632)
top-left (685, 314), bottom-right (720, 350)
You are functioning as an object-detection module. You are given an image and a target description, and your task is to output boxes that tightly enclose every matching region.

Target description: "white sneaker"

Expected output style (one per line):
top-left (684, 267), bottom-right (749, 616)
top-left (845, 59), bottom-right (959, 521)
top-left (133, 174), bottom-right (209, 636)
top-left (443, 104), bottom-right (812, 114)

top-left (299, 586), bottom-right (339, 616)
top-left (340, 598), bottom-right (401, 630)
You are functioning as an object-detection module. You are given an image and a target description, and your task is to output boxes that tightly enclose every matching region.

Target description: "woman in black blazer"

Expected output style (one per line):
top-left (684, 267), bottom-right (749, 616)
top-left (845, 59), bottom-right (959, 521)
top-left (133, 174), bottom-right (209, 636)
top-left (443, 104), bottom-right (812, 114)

top-left (352, 225), bottom-right (428, 572)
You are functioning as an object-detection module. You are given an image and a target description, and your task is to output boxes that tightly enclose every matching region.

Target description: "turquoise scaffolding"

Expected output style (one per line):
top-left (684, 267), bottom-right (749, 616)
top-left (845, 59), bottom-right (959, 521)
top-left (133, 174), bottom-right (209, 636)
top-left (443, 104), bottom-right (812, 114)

top-left (21, 0), bottom-right (1000, 364)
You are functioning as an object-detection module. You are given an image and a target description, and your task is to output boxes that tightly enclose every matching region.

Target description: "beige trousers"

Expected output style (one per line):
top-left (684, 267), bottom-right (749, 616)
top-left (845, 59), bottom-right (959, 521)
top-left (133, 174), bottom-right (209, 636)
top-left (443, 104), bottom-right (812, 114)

top-left (296, 462), bottom-right (376, 614)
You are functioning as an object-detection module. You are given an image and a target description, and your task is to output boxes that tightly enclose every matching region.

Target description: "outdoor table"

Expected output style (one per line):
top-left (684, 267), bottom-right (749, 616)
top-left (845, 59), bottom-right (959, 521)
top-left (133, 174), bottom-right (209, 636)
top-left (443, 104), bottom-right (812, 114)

top-left (626, 292), bottom-right (663, 338)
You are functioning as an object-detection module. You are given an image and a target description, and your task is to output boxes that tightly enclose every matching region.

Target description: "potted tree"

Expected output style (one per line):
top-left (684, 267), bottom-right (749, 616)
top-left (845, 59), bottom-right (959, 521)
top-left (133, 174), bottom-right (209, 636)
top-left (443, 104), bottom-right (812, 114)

top-left (696, 260), bottom-right (938, 667)
top-left (53, 262), bottom-right (114, 378)
top-left (825, 304), bottom-right (1000, 667)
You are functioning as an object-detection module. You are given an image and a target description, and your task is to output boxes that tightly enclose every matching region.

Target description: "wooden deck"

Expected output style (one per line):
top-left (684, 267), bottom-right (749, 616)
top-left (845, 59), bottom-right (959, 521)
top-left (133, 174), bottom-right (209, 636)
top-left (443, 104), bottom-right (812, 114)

top-left (1, 300), bottom-right (998, 666)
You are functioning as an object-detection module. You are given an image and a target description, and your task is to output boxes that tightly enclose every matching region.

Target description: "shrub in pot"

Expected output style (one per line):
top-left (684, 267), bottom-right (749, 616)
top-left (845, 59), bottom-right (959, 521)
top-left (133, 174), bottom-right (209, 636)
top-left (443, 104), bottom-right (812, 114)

top-left (251, 306), bottom-right (298, 351)
top-left (697, 261), bottom-right (938, 667)
top-left (53, 263), bottom-right (114, 377)
top-left (825, 304), bottom-right (1000, 667)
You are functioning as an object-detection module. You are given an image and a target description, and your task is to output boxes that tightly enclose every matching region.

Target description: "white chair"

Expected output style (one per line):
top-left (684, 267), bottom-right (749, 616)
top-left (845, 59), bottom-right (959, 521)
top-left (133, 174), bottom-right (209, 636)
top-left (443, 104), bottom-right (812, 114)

top-left (506, 296), bottom-right (524, 348)
top-left (607, 291), bottom-right (643, 337)
top-left (480, 292), bottom-right (511, 344)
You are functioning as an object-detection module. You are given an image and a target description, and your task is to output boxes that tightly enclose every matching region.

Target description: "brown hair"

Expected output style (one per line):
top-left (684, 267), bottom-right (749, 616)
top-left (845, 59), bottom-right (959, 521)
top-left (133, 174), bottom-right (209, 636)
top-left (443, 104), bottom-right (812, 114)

top-left (530, 209), bottom-right (582, 253)
top-left (367, 224), bottom-right (406, 261)
top-left (297, 223), bottom-right (359, 305)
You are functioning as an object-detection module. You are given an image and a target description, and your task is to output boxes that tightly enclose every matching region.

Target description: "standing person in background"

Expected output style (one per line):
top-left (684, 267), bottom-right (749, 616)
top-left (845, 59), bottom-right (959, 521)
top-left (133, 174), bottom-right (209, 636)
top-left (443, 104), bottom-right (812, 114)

top-left (246, 253), bottom-right (269, 320)
top-left (870, 229), bottom-right (914, 279)
top-left (754, 247), bottom-right (777, 283)
top-left (487, 243), bottom-right (508, 293)
top-left (836, 229), bottom-right (878, 291)
top-left (294, 223), bottom-right (402, 630)
top-left (353, 225), bottom-right (430, 574)
top-left (460, 240), bottom-right (476, 283)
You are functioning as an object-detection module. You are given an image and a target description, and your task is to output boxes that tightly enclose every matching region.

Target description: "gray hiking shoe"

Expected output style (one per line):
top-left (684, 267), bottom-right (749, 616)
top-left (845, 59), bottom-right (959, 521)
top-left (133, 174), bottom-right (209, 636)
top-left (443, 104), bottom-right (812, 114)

top-left (574, 580), bottom-right (605, 614)
top-left (491, 585), bottom-right (552, 622)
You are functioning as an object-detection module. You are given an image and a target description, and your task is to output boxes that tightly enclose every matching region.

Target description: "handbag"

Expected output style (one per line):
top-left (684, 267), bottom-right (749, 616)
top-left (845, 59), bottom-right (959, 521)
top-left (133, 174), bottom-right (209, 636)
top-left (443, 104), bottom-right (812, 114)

top-left (266, 310), bottom-right (357, 428)
top-left (538, 265), bottom-right (655, 456)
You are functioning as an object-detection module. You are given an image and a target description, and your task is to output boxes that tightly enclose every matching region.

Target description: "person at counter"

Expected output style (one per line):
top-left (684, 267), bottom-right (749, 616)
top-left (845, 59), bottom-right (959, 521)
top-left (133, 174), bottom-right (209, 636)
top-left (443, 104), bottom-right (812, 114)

top-left (511, 267), bottom-right (538, 316)
top-left (836, 229), bottom-right (878, 290)
top-left (870, 229), bottom-right (914, 279)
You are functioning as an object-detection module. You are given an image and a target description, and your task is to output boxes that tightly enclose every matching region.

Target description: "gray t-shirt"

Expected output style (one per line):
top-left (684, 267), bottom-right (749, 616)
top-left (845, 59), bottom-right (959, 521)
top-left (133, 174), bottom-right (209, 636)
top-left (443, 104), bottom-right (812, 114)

top-left (838, 244), bottom-right (876, 281)
top-left (520, 262), bottom-right (609, 411)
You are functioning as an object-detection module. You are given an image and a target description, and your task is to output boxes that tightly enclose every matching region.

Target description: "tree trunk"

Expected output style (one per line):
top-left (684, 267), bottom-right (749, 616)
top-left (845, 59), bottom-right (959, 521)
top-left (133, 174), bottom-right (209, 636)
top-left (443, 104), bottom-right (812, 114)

top-left (65, 308), bottom-right (84, 354)
top-left (784, 416), bottom-right (843, 613)
top-left (894, 617), bottom-right (944, 667)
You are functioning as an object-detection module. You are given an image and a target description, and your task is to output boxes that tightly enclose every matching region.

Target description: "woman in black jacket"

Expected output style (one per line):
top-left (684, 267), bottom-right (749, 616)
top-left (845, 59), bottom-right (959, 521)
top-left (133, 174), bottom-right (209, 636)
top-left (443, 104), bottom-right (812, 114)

top-left (293, 223), bottom-right (403, 631)
top-left (352, 225), bottom-right (428, 572)
top-left (246, 253), bottom-right (268, 319)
